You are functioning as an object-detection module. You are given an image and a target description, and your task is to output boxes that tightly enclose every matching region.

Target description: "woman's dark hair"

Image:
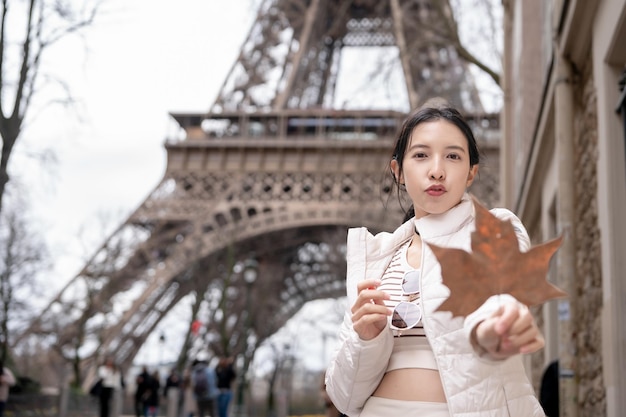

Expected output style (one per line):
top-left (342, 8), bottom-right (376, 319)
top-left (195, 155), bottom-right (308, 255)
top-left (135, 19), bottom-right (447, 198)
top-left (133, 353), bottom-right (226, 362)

top-left (391, 100), bottom-right (481, 221)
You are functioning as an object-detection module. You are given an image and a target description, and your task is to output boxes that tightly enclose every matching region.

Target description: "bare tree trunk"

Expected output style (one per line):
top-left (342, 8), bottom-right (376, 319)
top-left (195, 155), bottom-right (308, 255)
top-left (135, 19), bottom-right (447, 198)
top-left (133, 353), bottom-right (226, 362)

top-left (0, 0), bottom-right (99, 216)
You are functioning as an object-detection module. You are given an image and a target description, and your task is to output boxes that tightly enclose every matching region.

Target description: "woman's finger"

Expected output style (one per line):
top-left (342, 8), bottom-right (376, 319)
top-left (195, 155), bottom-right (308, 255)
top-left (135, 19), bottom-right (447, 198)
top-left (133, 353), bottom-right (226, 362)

top-left (493, 303), bottom-right (516, 334)
top-left (352, 280), bottom-right (389, 312)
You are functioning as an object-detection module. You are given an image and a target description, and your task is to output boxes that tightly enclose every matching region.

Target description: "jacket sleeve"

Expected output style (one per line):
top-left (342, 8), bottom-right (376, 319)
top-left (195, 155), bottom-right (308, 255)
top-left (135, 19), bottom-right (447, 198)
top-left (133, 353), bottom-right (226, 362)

top-left (325, 311), bottom-right (394, 416)
top-left (463, 208), bottom-right (532, 359)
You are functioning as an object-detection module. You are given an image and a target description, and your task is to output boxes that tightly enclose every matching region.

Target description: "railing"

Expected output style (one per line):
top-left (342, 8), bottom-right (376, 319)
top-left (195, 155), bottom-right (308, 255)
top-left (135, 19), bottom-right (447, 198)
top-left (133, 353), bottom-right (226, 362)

top-left (169, 109), bottom-right (407, 142)
top-left (167, 109), bottom-right (501, 146)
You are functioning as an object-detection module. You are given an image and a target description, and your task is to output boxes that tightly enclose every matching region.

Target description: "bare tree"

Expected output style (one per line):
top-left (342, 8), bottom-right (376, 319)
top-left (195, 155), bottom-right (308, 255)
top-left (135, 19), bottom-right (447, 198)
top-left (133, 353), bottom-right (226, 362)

top-left (0, 0), bottom-right (101, 215)
top-left (0, 194), bottom-right (47, 364)
top-left (445, 0), bottom-right (502, 86)
top-left (13, 208), bottom-right (135, 388)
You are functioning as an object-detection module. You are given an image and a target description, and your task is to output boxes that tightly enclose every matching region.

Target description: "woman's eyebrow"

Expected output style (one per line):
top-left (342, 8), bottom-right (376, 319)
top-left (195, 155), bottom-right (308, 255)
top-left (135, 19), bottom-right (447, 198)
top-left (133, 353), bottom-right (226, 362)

top-left (407, 143), bottom-right (467, 153)
top-left (446, 145), bottom-right (467, 153)
top-left (407, 143), bottom-right (430, 150)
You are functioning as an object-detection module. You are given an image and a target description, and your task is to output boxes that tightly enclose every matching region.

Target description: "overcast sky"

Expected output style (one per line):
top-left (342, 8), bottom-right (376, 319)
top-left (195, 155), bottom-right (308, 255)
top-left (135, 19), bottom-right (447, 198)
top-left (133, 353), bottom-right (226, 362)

top-left (16, 1), bottom-right (256, 289)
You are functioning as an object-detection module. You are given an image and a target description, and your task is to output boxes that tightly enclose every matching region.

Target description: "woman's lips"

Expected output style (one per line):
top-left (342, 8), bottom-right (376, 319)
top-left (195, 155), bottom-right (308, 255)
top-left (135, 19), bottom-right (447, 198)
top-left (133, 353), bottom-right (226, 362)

top-left (426, 185), bottom-right (446, 196)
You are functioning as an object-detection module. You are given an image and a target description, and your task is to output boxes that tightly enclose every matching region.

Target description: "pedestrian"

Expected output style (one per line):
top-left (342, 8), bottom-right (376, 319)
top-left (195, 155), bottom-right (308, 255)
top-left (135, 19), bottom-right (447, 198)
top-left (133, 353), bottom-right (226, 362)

top-left (135, 366), bottom-right (151, 417)
top-left (97, 356), bottom-right (123, 417)
top-left (0, 361), bottom-right (16, 417)
top-left (191, 358), bottom-right (219, 417)
top-left (144, 370), bottom-right (161, 417)
top-left (215, 357), bottom-right (236, 417)
top-left (163, 367), bottom-right (181, 417)
top-left (325, 99), bottom-right (547, 417)
top-left (181, 366), bottom-right (198, 417)
top-left (539, 360), bottom-right (559, 416)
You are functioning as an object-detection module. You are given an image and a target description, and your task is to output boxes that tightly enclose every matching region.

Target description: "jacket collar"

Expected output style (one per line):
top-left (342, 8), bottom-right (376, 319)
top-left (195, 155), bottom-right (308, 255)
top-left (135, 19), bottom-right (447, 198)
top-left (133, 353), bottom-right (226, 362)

top-left (413, 193), bottom-right (475, 240)
top-left (358, 194), bottom-right (476, 260)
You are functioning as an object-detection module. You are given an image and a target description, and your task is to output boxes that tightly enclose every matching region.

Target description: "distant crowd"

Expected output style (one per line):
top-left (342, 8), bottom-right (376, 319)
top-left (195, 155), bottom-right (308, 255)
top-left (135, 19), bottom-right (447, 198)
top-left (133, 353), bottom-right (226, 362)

top-left (94, 355), bottom-right (236, 417)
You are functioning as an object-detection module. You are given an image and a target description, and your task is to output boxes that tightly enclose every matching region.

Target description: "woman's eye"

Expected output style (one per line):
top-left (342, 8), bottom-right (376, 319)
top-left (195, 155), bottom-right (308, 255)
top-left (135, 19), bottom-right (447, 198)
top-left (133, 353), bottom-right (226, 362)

top-left (413, 152), bottom-right (427, 159)
top-left (448, 153), bottom-right (461, 160)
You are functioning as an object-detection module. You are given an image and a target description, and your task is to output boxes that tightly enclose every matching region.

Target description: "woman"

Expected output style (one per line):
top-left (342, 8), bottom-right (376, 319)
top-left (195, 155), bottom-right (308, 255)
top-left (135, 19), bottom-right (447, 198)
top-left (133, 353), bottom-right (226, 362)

top-left (97, 357), bottom-right (123, 417)
top-left (215, 357), bottom-right (236, 417)
top-left (325, 101), bottom-right (546, 417)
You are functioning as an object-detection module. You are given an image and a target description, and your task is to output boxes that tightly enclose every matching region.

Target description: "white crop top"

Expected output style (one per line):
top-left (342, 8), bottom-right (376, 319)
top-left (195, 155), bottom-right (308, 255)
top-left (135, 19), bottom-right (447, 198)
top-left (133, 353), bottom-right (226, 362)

top-left (378, 240), bottom-right (438, 371)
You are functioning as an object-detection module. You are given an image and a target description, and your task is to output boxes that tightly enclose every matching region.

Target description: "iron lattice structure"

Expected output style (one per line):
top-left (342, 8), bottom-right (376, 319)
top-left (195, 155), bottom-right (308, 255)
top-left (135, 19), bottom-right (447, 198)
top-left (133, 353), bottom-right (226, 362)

top-left (20, 0), bottom-right (500, 387)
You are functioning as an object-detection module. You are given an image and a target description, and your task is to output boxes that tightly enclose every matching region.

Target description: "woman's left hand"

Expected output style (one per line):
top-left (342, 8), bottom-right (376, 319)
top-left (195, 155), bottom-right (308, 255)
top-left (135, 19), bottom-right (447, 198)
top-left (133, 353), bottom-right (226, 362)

top-left (472, 301), bottom-right (545, 360)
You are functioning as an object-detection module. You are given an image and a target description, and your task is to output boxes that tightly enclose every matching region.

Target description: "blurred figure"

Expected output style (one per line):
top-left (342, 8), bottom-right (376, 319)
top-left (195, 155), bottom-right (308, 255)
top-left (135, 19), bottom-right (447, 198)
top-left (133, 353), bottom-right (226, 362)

top-left (144, 370), bottom-right (161, 417)
top-left (192, 358), bottom-right (219, 417)
top-left (181, 366), bottom-right (198, 417)
top-left (97, 356), bottom-right (123, 417)
top-left (540, 360), bottom-right (559, 417)
top-left (215, 357), bottom-right (236, 417)
top-left (135, 366), bottom-right (151, 417)
top-left (0, 361), bottom-right (16, 417)
top-left (163, 367), bottom-right (181, 417)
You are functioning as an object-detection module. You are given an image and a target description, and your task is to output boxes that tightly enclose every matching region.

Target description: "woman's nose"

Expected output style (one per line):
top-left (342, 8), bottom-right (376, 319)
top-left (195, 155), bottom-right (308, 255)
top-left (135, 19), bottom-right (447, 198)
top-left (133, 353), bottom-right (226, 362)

top-left (429, 160), bottom-right (445, 180)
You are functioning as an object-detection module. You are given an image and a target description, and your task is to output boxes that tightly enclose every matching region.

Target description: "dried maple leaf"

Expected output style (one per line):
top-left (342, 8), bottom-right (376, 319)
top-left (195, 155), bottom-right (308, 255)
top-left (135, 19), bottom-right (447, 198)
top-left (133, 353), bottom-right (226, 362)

top-left (428, 198), bottom-right (567, 318)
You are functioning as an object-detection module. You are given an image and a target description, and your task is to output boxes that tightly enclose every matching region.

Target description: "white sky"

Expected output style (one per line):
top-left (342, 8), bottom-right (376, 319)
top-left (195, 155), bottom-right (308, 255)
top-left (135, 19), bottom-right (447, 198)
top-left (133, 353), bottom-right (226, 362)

top-left (17, 0), bottom-right (256, 290)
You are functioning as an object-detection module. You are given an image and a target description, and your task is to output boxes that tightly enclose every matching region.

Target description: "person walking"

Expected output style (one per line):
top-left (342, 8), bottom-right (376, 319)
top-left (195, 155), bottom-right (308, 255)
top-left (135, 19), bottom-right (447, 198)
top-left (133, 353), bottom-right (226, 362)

top-left (181, 366), bottom-right (198, 417)
top-left (215, 357), bottom-right (236, 417)
top-left (325, 100), bottom-right (547, 417)
top-left (0, 361), bottom-right (16, 417)
top-left (144, 370), bottom-right (161, 417)
top-left (134, 366), bottom-right (151, 417)
top-left (97, 356), bottom-right (123, 417)
top-left (163, 367), bottom-right (181, 417)
top-left (191, 358), bottom-right (219, 417)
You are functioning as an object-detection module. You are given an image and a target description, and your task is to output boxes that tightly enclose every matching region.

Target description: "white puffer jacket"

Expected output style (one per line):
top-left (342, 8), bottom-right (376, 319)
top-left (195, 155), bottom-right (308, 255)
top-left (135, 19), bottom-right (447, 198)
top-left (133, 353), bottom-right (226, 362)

top-left (325, 195), bottom-right (546, 417)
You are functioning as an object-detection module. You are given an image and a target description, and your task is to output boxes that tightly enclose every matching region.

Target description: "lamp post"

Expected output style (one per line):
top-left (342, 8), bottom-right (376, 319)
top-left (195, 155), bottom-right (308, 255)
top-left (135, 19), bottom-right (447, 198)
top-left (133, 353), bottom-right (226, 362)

top-left (158, 332), bottom-right (166, 368)
top-left (234, 258), bottom-right (258, 417)
top-left (277, 343), bottom-right (294, 417)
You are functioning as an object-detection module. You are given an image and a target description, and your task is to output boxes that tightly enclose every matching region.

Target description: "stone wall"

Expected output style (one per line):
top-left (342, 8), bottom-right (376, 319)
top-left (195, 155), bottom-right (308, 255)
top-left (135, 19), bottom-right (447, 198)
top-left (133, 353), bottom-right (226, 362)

top-left (572, 56), bottom-right (606, 416)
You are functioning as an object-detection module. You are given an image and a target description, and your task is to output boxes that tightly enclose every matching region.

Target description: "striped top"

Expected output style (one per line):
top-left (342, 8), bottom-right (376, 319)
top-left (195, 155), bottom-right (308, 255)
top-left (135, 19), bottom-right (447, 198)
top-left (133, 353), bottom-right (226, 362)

top-left (379, 239), bottom-right (438, 371)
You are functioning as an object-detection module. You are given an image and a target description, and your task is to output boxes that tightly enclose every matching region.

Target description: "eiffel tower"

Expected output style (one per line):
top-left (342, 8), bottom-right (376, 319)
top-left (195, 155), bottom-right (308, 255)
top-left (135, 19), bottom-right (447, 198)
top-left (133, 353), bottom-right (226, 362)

top-left (21, 0), bottom-right (499, 387)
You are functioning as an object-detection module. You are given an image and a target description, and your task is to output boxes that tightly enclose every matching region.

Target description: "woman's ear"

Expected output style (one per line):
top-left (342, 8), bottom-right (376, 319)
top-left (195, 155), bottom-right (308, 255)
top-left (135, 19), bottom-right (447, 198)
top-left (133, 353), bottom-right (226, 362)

top-left (390, 158), bottom-right (402, 184)
top-left (466, 165), bottom-right (479, 187)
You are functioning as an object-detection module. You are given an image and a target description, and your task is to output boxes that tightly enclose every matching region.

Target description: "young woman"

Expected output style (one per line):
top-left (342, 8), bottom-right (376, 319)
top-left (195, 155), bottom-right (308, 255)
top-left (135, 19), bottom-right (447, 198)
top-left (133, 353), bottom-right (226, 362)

top-left (215, 356), bottom-right (237, 417)
top-left (325, 101), bottom-right (546, 417)
top-left (97, 357), bottom-right (123, 417)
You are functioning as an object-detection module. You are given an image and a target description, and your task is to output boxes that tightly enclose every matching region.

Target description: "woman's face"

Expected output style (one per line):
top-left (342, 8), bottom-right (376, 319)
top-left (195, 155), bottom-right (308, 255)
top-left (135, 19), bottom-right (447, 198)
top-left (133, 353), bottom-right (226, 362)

top-left (391, 120), bottom-right (478, 219)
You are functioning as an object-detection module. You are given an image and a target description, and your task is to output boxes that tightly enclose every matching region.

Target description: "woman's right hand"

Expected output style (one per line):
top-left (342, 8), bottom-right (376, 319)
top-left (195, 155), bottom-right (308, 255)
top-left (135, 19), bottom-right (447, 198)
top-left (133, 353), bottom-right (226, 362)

top-left (351, 279), bottom-right (391, 340)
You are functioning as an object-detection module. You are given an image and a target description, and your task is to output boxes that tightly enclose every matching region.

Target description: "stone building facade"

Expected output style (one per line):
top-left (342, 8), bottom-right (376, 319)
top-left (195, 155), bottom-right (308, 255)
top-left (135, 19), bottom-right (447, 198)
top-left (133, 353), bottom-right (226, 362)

top-left (501, 1), bottom-right (626, 416)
